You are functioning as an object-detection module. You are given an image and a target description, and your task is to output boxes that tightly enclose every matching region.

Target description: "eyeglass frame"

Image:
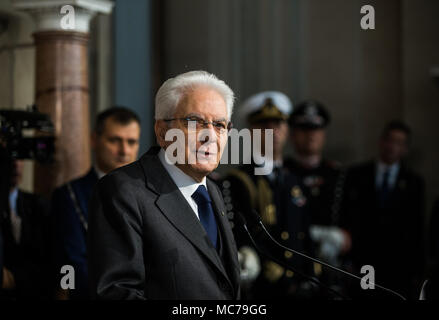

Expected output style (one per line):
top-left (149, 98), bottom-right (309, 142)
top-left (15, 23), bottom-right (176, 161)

top-left (163, 116), bottom-right (233, 133)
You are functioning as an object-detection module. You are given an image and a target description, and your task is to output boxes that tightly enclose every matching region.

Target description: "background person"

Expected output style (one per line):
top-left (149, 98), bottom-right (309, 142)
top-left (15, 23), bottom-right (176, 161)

top-left (51, 107), bottom-right (141, 300)
top-left (221, 92), bottom-right (322, 299)
top-left (1, 159), bottom-right (51, 300)
top-left (342, 121), bottom-right (425, 299)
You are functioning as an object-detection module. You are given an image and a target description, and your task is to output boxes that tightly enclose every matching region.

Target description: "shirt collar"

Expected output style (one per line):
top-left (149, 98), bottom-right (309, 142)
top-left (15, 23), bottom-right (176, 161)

top-left (158, 148), bottom-right (207, 198)
top-left (376, 160), bottom-right (400, 189)
top-left (94, 165), bottom-right (106, 180)
top-left (9, 187), bottom-right (19, 214)
top-left (377, 161), bottom-right (400, 175)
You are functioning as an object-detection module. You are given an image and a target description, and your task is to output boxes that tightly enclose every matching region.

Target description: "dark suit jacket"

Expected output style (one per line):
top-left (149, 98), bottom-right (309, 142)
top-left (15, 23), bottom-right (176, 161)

top-left (51, 168), bottom-right (98, 299)
top-left (342, 160), bottom-right (425, 298)
top-left (2, 190), bottom-right (51, 299)
top-left (88, 147), bottom-right (241, 300)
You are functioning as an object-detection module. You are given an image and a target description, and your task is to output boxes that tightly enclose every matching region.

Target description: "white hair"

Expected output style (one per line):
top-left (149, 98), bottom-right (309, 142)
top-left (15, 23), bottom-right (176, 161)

top-left (155, 70), bottom-right (235, 121)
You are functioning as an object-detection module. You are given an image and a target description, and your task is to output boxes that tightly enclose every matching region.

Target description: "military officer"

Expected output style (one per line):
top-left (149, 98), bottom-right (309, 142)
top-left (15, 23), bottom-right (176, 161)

top-left (221, 92), bottom-right (320, 299)
top-left (285, 101), bottom-right (351, 265)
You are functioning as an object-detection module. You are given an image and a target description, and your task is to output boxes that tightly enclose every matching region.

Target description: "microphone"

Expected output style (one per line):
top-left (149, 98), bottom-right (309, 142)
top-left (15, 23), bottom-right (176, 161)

top-left (235, 211), bottom-right (347, 299)
top-left (237, 209), bottom-right (407, 300)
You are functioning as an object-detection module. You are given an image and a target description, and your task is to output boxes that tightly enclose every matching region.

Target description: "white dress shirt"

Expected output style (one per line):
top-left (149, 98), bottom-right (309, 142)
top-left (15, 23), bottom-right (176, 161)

top-left (94, 165), bottom-right (106, 180)
top-left (9, 187), bottom-right (21, 244)
top-left (158, 148), bottom-right (207, 220)
top-left (375, 161), bottom-right (400, 190)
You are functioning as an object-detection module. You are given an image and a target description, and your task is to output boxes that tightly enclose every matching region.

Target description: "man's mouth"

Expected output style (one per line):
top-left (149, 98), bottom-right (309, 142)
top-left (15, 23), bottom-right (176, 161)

top-left (197, 150), bottom-right (216, 157)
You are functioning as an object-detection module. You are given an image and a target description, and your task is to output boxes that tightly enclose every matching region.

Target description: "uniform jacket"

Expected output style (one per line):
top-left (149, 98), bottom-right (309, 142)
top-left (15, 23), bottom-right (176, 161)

top-left (221, 163), bottom-right (318, 298)
top-left (284, 158), bottom-right (344, 226)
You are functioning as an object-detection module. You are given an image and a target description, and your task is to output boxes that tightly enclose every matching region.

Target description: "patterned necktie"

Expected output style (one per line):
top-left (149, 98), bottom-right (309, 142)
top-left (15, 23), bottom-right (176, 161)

top-left (192, 185), bottom-right (218, 248)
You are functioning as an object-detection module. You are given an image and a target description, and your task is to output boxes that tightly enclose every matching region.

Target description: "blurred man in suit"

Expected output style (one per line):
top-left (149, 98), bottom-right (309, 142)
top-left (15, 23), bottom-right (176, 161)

top-left (51, 107), bottom-right (140, 299)
top-left (88, 71), bottom-right (240, 300)
top-left (343, 121), bottom-right (425, 299)
top-left (1, 159), bottom-right (51, 299)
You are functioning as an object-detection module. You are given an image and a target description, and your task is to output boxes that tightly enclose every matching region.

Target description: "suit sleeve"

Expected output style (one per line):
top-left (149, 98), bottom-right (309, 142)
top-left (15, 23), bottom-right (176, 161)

top-left (87, 174), bottom-right (146, 300)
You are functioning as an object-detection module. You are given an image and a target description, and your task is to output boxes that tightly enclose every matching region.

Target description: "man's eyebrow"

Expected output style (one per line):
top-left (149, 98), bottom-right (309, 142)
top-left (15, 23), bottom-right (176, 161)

top-left (184, 113), bottom-right (227, 122)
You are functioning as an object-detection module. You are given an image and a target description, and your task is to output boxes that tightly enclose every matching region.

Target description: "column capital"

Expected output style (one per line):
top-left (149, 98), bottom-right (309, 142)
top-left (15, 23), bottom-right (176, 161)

top-left (13, 0), bottom-right (114, 33)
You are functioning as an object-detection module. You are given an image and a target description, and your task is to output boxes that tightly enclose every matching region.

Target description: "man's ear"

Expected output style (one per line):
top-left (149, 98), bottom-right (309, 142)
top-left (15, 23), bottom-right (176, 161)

top-left (154, 120), bottom-right (167, 147)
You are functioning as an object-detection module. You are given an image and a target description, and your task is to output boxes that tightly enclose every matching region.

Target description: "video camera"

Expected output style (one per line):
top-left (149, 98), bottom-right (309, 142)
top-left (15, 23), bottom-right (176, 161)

top-left (0, 107), bottom-right (55, 163)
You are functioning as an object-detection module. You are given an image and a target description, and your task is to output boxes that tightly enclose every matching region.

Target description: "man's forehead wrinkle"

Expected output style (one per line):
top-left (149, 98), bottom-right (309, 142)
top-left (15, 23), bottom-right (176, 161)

top-left (175, 91), bottom-right (228, 120)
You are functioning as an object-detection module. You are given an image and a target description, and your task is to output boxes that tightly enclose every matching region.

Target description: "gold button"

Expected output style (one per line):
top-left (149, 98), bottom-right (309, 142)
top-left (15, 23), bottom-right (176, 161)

top-left (314, 263), bottom-right (322, 276)
top-left (281, 231), bottom-right (289, 241)
top-left (286, 270), bottom-right (294, 278)
top-left (297, 232), bottom-right (305, 240)
top-left (284, 251), bottom-right (293, 259)
top-left (291, 186), bottom-right (302, 197)
top-left (263, 261), bottom-right (284, 283)
top-left (266, 204), bottom-right (276, 215)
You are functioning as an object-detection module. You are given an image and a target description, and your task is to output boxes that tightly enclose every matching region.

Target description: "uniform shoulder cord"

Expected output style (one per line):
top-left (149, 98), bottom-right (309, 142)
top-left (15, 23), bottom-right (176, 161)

top-left (66, 183), bottom-right (88, 231)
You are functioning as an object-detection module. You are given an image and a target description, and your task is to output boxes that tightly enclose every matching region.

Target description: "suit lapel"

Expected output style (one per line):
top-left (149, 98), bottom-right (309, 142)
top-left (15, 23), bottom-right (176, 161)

top-left (139, 148), bottom-right (233, 286)
top-left (394, 166), bottom-right (407, 192)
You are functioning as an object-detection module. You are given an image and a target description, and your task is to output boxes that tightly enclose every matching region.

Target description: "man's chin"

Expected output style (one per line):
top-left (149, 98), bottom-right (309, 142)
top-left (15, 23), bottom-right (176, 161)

top-left (190, 162), bottom-right (218, 176)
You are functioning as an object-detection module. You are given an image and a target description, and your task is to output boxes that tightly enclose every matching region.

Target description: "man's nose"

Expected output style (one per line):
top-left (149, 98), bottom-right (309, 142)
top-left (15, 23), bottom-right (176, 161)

top-left (199, 127), bottom-right (217, 143)
top-left (119, 141), bottom-right (129, 155)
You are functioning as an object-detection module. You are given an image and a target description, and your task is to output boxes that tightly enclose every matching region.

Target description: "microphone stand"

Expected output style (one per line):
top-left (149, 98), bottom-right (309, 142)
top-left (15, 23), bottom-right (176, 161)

top-left (237, 210), bottom-right (407, 300)
top-left (235, 212), bottom-right (348, 300)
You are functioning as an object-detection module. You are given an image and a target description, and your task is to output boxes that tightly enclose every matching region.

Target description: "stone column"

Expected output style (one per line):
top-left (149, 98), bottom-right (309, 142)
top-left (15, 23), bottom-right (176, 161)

top-left (14, 0), bottom-right (113, 196)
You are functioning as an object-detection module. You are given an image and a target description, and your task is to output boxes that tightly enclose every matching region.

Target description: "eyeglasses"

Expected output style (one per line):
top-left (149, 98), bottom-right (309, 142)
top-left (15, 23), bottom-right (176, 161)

top-left (164, 116), bottom-right (233, 134)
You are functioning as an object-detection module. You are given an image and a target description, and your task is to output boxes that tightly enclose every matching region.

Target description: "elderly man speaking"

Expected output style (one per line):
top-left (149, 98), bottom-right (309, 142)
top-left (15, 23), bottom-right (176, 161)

top-left (88, 71), bottom-right (240, 300)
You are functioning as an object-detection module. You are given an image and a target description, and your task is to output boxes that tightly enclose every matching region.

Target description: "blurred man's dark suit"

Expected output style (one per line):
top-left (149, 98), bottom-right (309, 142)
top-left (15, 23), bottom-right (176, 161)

top-left (342, 161), bottom-right (425, 299)
top-left (88, 147), bottom-right (240, 300)
top-left (1, 190), bottom-right (51, 299)
top-left (51, 169), bottom-right (98, 299)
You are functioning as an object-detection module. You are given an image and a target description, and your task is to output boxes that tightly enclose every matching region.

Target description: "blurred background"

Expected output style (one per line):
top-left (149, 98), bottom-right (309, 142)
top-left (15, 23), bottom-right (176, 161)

top-left (0, 0), bottom-right (438, 223)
